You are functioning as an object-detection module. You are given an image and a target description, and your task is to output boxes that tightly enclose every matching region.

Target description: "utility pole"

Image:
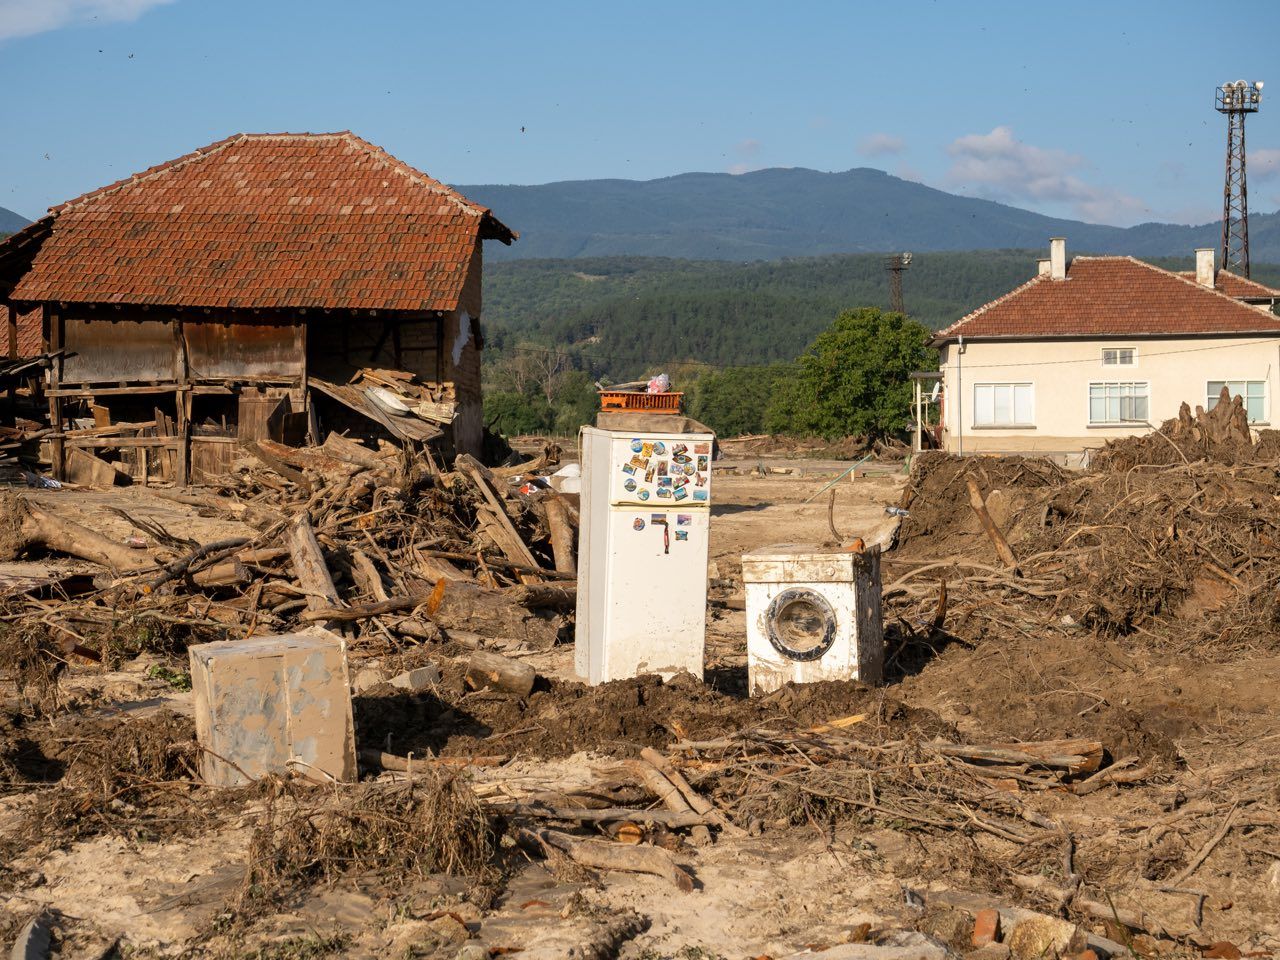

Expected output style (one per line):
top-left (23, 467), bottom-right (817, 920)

top-left (1216, 80), bottom-right (1264, 277)
top-left (884, 251), bottom-right (912, 314)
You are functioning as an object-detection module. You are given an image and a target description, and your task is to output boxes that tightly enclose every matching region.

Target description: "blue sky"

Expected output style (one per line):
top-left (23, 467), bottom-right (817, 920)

top-left (1, 0), bottom-right (1278, 228)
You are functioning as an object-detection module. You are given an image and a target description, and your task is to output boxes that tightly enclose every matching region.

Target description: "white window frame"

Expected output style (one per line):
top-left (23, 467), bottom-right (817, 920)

top-left (1206, 379), bottom-right (1268, 424)
top-left (972, 382), bottom-right (1035, 429)
top-left (1088, 381), bottom-right (1151, 426)
top-left (1101, 346), bottom-right (1137, 368)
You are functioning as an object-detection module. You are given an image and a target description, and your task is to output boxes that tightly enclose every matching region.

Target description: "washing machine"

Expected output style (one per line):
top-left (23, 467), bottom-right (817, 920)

top-left (742, 544), bottom-right (884, 696)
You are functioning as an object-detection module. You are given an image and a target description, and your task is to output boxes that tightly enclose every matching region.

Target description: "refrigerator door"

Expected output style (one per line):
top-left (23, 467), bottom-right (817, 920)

top-left (591, 507), bottom-right (708, 683)
top-left (608, 433), bottom-right (713, 508)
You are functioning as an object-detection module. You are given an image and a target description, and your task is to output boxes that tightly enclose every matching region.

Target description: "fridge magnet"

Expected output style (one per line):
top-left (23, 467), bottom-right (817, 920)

top-left (638, 489), bottom-right (651, 501)
top-left (633, 517), bottom-right (645, 531)
top-left (672, 442), bottom-right (688, 456)
top-left (658, 477), bottom-right (672, 488)
top-left (673, 486), bottom-right (688, 501)
top-left (692, 490), bottom-right (708, 502)
top-left (641, 441), bottom-right (654, 458)
top-left (673, 475), bottom-right (687, 489)
top-left (643, 466), bottom-right (654, 483)
top-left (696, 472), bottom-right (707, 486)
top-left (654, 441), bottom-right (667, 455)
top-left (651, 513), bottom-right (666, 523)
top-left (672, 453), bottom-right (691, 465)
top-left (656, 488), bottom-right (672, 499)
top-left (628, 455), bottom-right (644, 469)
top-left (694, 442), bottom-right (710, 454)
top-left (656, 461), bottom-right (668, 477)
top-left (621, 463), bottom-right (636, 476)
top-left (697, 456), bottom-right (709, 470)
top-left (630, 439), bottom-right (643, 452)
top-left (676, 513), bottom-right (692, 525)
top-left (624, 478), bottom-right (637, 492)
top-left (675, 530), bottom-right (689, 542)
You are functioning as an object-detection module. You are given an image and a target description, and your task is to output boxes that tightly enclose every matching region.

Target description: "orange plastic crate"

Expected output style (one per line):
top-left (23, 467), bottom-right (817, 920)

top-left (598, 391), bottom-right (683, 413)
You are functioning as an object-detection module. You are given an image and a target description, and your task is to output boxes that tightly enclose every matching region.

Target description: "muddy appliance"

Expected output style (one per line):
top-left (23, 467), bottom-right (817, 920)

top-left (742, 545), bottom-right (884, 696)
top-left (576, 425), bottom-right (715, 684)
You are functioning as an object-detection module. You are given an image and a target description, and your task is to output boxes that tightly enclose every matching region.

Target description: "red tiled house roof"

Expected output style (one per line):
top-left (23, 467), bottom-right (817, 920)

top-left (933, 257), bottom-right (1280, 344)
top-left (1174, 269), bottom-right (1280, 300)
top-left (7, 132), bottom-right (514, 312)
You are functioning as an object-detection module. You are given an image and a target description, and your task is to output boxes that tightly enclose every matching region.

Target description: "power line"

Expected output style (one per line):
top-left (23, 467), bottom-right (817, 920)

top-left (951, 336), bottom-right (1280, 370)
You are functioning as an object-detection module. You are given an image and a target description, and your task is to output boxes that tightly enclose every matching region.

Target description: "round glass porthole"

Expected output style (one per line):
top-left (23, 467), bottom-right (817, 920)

top-left (765, 588), bottom-right (837, 662)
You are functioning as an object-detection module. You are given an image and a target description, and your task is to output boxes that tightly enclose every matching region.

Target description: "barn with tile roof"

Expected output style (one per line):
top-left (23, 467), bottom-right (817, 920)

top-left (0, 132), bottom-right (515, 480)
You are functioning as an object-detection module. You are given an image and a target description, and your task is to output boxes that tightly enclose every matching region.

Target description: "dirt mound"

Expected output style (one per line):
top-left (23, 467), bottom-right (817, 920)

top-left (355, 674), bottom-right (953, 760)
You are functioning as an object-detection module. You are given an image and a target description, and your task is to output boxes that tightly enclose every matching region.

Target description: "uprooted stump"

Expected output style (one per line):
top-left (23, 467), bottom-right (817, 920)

top-left (0, 491), bottom-right (153, 573)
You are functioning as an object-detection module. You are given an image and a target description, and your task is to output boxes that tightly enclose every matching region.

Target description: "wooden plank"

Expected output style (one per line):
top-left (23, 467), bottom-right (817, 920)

top-left (284, 514), bottom-right (343, 617)
top-left (65, 437), bottom-right (182, 449)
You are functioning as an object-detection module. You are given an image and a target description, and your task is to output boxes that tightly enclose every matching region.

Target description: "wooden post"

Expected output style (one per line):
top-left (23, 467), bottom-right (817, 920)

top-left (47, 306), bottom-right (65, 481)
top-left (284, 513), bottom-right (343, 619)
top-left (965, 477), bottom-right (1019, 572)
top-left (544, 496), bottom-right (577, 575)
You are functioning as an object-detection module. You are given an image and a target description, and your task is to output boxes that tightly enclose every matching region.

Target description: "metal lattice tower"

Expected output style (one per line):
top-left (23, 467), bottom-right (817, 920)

top-left (1216, 80), bottom-right (1263, 277)
top-left (884, 252), bottom-right (912, 314)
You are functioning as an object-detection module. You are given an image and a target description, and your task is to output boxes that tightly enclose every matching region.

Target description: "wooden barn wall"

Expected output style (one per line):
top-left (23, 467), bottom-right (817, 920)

top-left (185, 318), bottom-right (304, 381)
top-left (308, 315), bottom-right (442, 383)
top-left (62, 311), bottom-right (180, 383)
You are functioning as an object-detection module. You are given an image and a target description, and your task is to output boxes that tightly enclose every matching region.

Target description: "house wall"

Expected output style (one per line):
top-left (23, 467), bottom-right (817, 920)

top-left (938, 335), bottom-right (1280, 455)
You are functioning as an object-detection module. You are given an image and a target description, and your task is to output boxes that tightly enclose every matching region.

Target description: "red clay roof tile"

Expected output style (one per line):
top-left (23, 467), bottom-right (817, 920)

top-left (934, 257), bottom-right (1280, 343)
top-left (10, 132), bottom-right (514, 312)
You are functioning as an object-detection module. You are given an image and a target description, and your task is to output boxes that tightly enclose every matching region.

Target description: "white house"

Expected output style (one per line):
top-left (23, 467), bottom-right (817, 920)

top-left (930, 239), bottom-right (1280, 460)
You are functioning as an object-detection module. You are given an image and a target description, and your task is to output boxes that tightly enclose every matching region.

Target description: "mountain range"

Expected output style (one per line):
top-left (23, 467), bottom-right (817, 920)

top-left (0, 207), bottom-right (31, 234)
top-left (457, 167), bottom-right (1280, 263)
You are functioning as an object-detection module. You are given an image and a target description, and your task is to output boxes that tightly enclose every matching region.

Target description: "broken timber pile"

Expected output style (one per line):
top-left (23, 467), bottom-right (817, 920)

top-left (0, 434), bottom-right (576, 685)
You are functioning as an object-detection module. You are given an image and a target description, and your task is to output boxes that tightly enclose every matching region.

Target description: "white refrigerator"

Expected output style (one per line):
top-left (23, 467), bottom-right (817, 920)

top-left (575, 425), bottom-right (714, 684)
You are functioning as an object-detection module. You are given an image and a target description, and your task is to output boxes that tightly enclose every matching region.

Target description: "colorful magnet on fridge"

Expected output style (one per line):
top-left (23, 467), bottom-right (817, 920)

top-left (694, 442), bottom-right (710, 454)
top-left (656, 488), bottom-right (672, 499)
top-left (651, 513), bottom-right (666, 523)
top-left (658, 476), bottom-right (672, 488)
top-left (654, 441), bottom-right (667, 455)
top-left (673, 486), bottom-right (688, 501)
top-left (692, 490), bottom-right (708, 502)
top-left (673, 475), bottom-right (687, 489)
top-left (624, 478), bottom-right (637, 492)
top-left (676, 513), bottom-right (692, 526)
top-left (641, 442), bottom-right (654, 457)
top-left (672, 443), bottom-right (688, 456)
top-left (631, 439), bottom-right (643, 452)
top-left (672, 453), bottom-right (691, 465)
top-left (633, 517), bottom-right (645, 530)
top-left (622, 463), bottom-right (636, 475)
top-left (695, 472), bottom-right (707, 486)
top-left (697, 456), bottom-right (708, 470)
top-left (645, 467), bottom-right (656, 483)
top-left (674, 530), bottom-right (689, 542)
top-left (638, 489), bottom-right (651, 501)
top-left (656, 461), bottom-right (668, 477)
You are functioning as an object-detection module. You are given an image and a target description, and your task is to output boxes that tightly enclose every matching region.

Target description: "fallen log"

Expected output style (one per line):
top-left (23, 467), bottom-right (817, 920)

top-left (283, 514), bottom-right (343, 620)
top-left (639, 747), bottom-right (746, 837)
top-left (544, 495), bottom-right (577, 575)
top-left (465, 649), bottom-right (536, 697)
top-left (358, 748), bottom-right (505, 771)
top-left (505, 582), bottom-right (576, 611)
top-left (493, 802), bottom-right (713, 829)
top-left (931, 739), bottom-right (1103, 776)
top-left (516, 826), bottom-right (695, 892)
top-left (0, 492), bottom-right (153, 573)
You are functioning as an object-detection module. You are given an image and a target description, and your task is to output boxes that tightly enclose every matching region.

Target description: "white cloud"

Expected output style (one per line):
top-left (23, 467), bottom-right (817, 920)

top-left (945, 125), bottom-right (1148, 225)
top-left (0, 0), bottom-right (174, 42)
top-left (1253, 148), bottom-right (1280, 180)
top-left (858, 132), bottom-right (905, 157)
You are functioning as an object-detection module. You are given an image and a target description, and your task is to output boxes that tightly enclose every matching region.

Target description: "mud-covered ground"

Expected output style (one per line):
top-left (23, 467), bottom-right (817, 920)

top-left (2, 461), bottom-right (1280, 958)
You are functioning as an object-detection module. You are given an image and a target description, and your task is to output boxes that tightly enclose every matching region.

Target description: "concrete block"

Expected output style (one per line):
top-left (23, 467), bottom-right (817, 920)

top-left (389, 664), bottom-right (441, 692)
top-left (190, 630), bottom-right (356, 786)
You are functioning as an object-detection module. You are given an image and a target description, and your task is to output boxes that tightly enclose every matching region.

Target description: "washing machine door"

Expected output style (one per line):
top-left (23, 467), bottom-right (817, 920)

top-left (764, 587), bottom-right (837, 662)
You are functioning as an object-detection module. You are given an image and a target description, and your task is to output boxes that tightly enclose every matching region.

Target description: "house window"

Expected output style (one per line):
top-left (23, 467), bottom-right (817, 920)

top-left (1207, 380), bottom-right (1267, 423)
top-left (1089, 382), bottom-right (1149, 424)
top-left (973, 383), bottom-right (1034, 427)
top-left (1102, 347), bottom-right (1136, 367)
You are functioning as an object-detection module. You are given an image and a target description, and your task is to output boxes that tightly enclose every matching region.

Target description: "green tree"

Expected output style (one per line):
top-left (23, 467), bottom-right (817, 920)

top-left (483, 390), bottom-right (553, 437)
top-left (766, 308), bottom-right (935, 439)
top-left (550, 370), bottom-right (600, 436)
top-left (689, 364), bottom-right (793, 437)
